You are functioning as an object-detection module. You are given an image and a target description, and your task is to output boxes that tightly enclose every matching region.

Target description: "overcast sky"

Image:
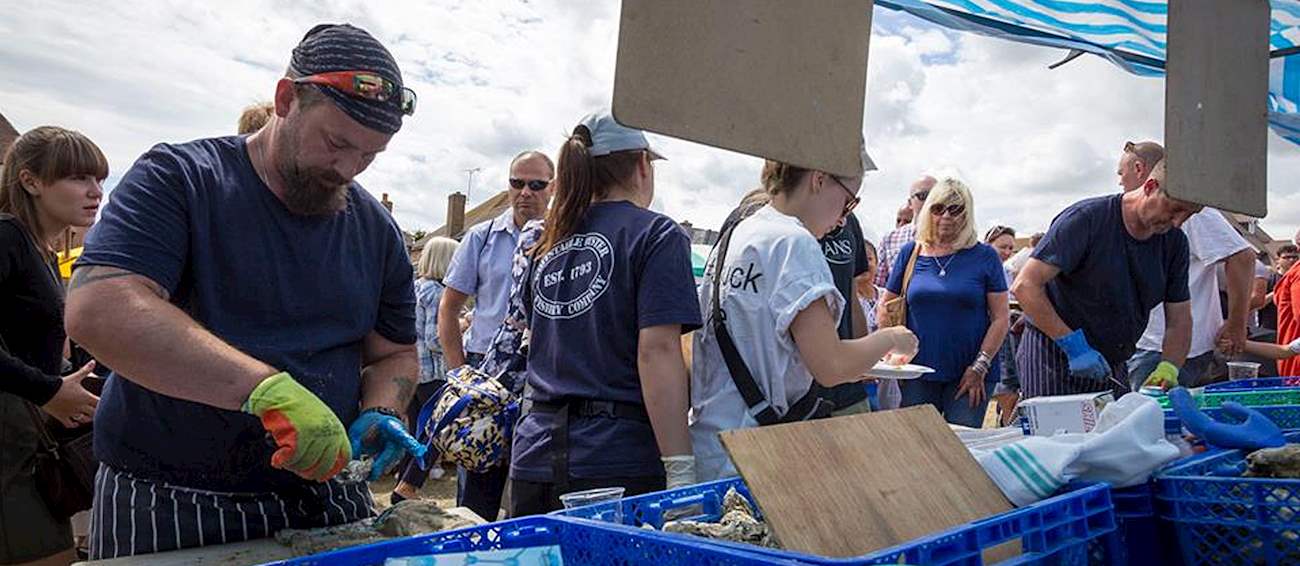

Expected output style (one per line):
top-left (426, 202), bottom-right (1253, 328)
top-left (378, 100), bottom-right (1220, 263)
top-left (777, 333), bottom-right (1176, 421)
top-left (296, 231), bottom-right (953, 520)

top-left (3, 0), bottom-right (1299, 246)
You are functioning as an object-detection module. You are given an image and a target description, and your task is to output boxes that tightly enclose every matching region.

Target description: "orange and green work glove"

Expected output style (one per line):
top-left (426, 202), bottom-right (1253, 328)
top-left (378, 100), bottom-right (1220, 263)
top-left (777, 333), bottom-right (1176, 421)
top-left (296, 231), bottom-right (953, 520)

top-left (242, 372), bottom-right (351, 482)
top-left (1141, 361), bottom-right (1180, 391)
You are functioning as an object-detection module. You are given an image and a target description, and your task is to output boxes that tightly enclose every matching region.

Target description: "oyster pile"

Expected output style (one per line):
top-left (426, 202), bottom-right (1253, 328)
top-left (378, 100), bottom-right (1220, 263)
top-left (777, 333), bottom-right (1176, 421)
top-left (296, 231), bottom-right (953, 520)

top-left (661, 487), bottom-right (779, 548)
top-left (274, 500), bottom-right (480, 555)
top-left (1245, 444), bottom-right (1300, 478)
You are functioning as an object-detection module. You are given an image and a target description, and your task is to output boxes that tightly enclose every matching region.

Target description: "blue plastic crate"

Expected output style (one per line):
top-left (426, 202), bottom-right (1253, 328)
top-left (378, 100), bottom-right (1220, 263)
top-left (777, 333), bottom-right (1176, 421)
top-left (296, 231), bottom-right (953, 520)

top-left (558, 478), bottom-right (1119, 565)
top-left (1155, 431), bottom-right (1300, 566)
top-left (269, 515), bottom-right (801, 566)
top-left (1205, 377), bottom-right (1300, 391)
top-left (1162, 404), bottom-right (1300, 435)
top-left (1108, 480), bottom-right (1183, 566)
top-left (557, 477), bottom-right (753, 526)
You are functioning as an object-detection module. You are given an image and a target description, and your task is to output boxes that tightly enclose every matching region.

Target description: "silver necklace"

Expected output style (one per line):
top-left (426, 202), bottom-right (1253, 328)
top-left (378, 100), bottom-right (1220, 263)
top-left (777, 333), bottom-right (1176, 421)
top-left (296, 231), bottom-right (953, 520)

top-left (926, 244), bottom-right (957, 277)
top-left (934, 253), bottom-right (956, 277)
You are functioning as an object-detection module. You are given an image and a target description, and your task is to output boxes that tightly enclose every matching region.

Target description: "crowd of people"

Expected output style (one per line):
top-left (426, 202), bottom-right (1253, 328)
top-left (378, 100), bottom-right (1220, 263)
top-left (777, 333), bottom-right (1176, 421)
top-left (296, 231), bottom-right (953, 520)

top-left (4, 21), bottom-right (1300, 566)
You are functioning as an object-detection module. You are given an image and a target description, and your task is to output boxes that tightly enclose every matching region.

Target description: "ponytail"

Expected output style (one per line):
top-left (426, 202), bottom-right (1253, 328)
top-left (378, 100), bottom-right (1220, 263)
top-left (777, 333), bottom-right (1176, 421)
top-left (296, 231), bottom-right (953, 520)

top-left (535, 126), bottom-right (596, 257)
top-left (535, 125), bottom-right (646, 257)
top-left (760, 159), bottom-right (810, 196)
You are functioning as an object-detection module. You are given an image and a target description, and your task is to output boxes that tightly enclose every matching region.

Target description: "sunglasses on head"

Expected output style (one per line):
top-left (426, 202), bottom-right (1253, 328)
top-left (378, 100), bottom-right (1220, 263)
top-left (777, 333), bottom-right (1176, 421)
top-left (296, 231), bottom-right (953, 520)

top-left (825, 174), bottom-right (860, 217)
top-left (930, 203), bottom-right (966, 217)
top-left (509, 178), bottom-right (551, 191)
top-left (293, 71), bottom-right (417, 116)
top-left (985, 225), bottom-right (1014, 241)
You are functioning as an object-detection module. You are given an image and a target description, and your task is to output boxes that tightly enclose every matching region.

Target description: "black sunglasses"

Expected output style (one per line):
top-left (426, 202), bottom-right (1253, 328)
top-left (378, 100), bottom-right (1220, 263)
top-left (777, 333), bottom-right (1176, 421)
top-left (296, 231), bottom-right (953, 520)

top-left (911, 190), bottom-right (930, 202)
top-left (509, 178), bottom-right (551, 191)
top-left (930, 203), bottom-right (966, 217)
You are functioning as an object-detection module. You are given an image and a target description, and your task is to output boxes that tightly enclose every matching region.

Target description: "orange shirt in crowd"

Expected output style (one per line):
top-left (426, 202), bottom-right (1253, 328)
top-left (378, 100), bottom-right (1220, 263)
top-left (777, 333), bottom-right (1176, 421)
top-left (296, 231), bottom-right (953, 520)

top-left (1277, 264), bottom-right (1300, 377)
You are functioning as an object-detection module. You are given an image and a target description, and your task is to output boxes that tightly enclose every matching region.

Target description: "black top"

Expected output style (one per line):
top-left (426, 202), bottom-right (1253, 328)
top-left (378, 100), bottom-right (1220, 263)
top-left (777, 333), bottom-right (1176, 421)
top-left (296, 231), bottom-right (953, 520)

top-left (1260, 271), bottom-right (1281, 332)
top-left (0, 215), bottom-right (64, 405)
top-left (819, 215), bottom-right (871, 408)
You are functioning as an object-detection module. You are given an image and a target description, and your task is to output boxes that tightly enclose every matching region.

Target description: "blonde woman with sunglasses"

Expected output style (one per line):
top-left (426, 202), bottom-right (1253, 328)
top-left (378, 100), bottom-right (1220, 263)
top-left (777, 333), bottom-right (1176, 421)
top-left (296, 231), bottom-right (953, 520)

top-left (880, 178), bottom-right (1010, 428)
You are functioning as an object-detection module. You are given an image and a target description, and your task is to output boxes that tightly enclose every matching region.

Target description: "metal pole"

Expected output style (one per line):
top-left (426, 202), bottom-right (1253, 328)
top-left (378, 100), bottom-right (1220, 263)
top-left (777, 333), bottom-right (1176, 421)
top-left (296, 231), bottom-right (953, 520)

top-left (464, 167), bottom-right (481, 201)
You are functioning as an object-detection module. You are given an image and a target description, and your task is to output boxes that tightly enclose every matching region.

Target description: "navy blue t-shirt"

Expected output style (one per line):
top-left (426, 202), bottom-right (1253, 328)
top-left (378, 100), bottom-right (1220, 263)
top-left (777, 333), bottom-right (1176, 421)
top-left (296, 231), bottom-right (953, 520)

top-left (1033, 194), bottom-right (1190, 364)
top-left (887, 242), bottom-right (1007, 383)
top-left (79, 137), bottom-right (415, 491)
top-left (820, 214), bottom-right (870, 407)
top-left (511, 200), bottom-right (702, 482)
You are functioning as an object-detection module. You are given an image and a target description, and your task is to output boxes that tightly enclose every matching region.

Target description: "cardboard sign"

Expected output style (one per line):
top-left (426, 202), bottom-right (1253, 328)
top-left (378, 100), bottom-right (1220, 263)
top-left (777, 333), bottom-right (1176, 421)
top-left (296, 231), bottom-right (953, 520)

top-left (613, 0), bottom-right (875, 177)
top-left (1164, 0), bottom-right (1270, 217)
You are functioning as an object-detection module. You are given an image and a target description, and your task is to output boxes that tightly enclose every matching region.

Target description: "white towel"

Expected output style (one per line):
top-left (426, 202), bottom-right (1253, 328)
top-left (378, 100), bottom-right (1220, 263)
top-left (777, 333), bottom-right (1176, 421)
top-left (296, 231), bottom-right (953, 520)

top-left (976, 393), bottom-right (1180, 506)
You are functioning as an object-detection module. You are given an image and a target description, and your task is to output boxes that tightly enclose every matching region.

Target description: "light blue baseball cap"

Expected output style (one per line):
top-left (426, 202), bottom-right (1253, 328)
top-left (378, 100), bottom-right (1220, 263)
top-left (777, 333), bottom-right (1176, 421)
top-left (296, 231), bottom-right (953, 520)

top-left (577, 110), bottom-right (666, 160)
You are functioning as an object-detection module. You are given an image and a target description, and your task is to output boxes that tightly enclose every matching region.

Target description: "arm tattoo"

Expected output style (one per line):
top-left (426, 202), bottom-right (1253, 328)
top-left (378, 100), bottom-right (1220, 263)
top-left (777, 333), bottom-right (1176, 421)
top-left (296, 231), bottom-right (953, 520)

top-left (68, 265), bottom-right (169, 300)
top-left (392, 375), bottom-right (417, 406)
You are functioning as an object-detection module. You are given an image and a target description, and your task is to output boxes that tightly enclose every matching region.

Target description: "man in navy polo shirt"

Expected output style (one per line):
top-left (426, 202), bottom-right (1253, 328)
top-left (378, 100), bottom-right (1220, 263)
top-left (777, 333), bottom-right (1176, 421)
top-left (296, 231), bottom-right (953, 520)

top-left (66, 24), bottom-right (423, 558)
top-left (1012, 159), bottom-right (1198, 400)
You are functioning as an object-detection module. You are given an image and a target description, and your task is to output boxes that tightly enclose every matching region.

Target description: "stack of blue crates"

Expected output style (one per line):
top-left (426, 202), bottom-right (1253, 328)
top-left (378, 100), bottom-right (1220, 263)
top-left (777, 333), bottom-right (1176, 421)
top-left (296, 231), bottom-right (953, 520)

top-left (556, 477), bottom-right (1120, 565)
top-left (1155, 432), bottom-right (1300, 566)
top-left (275, 479), bottom-right (1118, 565)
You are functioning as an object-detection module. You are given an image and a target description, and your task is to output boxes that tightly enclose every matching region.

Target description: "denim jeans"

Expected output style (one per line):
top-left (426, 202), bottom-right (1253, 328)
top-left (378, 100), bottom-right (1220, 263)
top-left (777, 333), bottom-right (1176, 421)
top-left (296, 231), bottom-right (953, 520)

top-left (898, 379), bottom-right (997, 428)
top-left (1126, 349), bottom-right (1221, 389)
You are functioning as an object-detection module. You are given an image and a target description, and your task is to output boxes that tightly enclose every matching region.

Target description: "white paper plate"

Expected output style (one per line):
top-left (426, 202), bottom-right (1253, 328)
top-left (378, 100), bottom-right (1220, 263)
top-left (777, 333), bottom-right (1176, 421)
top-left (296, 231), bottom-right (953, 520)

top-left (865, 363), bottom-right (936, 380)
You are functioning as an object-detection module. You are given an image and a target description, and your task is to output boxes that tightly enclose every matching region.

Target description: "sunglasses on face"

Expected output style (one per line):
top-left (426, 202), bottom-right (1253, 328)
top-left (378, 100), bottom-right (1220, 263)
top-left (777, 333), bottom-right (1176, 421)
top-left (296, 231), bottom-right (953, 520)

top-left (911, 191), bottom-right (930, 202)
top-left (930, 203), bottom-right (966, 217)
top-left (826, 174), bottom-right (860, 217)
top-left (293, 71), bottom-right (417, 116)
top-left (509, 178), bottom-right (551, 191)
top-left (1283, 255), bottom-right (1299, 260)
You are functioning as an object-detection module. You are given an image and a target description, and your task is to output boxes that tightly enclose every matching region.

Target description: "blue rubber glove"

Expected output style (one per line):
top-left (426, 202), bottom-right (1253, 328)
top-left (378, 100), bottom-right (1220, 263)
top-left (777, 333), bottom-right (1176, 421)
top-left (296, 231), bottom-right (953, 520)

top-left (1052, 329), bottom-right (1109, 382)
top-left (348, 409), bottom-right (427, 481)
top-left (1168, 387), bottom-right (1286, 451)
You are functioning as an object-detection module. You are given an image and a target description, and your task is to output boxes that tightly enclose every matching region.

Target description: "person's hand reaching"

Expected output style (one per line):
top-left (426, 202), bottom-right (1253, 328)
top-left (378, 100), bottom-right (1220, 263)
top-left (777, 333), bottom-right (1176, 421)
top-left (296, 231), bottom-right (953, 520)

top-left (41, 361), bottom-right (100, 428)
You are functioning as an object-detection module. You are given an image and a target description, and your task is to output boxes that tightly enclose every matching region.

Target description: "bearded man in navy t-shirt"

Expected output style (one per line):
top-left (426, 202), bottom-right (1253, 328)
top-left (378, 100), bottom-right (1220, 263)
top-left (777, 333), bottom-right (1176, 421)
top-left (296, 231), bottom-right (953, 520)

top-left (1012, 159), bottom-right (1197, 400)
top-left (66, 24), bottom-right (424, 559)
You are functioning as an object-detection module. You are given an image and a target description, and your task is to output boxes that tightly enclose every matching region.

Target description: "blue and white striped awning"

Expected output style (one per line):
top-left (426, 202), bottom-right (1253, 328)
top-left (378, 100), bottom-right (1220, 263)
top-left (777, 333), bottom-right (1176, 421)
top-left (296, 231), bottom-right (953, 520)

top-left (876, 0), bottom-right (1300, 145)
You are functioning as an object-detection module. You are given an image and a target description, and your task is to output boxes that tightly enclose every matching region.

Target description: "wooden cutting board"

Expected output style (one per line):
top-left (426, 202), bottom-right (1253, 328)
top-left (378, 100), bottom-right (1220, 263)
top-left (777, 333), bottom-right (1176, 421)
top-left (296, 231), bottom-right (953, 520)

top-left (720, 405), bottom-right (1016, 559)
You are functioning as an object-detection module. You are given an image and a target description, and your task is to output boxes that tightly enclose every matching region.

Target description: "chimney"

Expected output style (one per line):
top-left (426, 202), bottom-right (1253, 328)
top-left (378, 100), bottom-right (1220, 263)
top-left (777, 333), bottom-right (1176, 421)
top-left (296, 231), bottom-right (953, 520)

top-left (447, 192), bottom-right (467, 238)
top-left (380, 193), bottom-right (393, 213)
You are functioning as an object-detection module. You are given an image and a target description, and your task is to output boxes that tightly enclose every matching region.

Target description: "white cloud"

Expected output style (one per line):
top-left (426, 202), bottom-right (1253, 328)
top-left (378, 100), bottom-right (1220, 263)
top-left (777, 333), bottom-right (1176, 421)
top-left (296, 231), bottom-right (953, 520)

top-left (2, 1), bottom-right (1297, 246)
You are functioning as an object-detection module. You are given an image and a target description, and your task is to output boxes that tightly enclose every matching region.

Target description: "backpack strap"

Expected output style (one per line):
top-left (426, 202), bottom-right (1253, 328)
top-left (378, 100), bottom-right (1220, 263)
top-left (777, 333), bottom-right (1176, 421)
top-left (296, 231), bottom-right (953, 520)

top-left (710, 218), bottom-right (833, 426)
top-left (415, 382), bottom-right (475, 471)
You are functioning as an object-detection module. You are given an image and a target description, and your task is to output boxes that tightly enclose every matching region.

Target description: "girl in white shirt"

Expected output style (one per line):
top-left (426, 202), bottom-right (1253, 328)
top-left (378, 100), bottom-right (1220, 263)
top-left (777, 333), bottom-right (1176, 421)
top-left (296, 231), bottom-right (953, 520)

top-left (690, 160), bottom-right (918, 481)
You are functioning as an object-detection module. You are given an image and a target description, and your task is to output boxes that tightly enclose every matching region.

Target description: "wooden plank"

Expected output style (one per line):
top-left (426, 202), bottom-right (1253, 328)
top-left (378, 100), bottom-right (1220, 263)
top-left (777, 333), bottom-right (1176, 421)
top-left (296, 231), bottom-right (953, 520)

top-left (1164, 0), bottom-right (1270, 217)
top-left (613, 0), bottom-right (874, 177)
top-left (720, 405), bottom-right (1016, 559)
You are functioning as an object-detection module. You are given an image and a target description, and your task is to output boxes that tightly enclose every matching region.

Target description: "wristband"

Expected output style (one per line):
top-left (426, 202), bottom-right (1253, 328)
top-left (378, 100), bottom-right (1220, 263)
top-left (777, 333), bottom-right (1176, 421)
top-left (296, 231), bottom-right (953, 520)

top-left (363, 406), bottom-right (402, 418)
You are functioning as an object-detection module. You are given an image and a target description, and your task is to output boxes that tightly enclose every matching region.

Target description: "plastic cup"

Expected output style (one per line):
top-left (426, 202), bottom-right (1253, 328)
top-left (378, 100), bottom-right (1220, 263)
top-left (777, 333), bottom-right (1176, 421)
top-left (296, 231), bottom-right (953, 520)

top-left (1226, 361), bottom-right (1260, 380)
top-left (559, 486), bottom-right (626, 522)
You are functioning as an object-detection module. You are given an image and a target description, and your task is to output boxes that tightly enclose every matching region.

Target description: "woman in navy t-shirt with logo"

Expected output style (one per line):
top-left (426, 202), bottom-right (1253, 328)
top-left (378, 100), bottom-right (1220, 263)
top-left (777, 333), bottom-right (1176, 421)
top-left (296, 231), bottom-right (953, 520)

top-left (508, 111), bottom-right (701, 517)
top-left (882, 178), bottom-right (1010, 428)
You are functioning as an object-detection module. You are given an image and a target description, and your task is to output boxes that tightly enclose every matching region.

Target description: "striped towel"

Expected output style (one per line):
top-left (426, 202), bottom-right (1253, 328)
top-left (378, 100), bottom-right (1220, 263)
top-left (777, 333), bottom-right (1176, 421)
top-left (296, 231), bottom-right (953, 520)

top-left (976, 393), bottom-right (1180, 506)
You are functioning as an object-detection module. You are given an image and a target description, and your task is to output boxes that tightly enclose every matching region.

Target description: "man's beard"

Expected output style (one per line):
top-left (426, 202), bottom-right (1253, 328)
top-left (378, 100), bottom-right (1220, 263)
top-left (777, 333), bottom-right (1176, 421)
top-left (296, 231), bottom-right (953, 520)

top-left (274, 136), bottom-right (350, 216)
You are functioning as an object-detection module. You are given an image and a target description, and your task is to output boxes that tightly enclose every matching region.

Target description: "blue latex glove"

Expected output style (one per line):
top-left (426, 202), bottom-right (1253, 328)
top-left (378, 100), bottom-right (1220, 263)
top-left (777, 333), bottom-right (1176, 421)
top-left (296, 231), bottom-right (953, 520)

top-left (348, 409), bottom-right (427, 481)
top-left (1168, 387), bottom-right (1286, 451)
top-left (1052, 329), bottom-right (1109, 382)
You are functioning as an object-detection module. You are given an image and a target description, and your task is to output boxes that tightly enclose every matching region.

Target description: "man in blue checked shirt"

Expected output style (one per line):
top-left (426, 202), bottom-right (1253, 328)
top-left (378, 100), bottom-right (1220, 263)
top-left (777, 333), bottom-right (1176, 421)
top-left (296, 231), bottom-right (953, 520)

top-left (437, 150), bottom-right (553, 520)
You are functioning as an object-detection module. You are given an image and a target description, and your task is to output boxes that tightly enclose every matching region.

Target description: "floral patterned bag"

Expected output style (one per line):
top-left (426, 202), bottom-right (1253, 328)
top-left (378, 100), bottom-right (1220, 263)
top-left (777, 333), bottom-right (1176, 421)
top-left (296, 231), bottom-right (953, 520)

top-left (415, 365), bottom-right (520, 473)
